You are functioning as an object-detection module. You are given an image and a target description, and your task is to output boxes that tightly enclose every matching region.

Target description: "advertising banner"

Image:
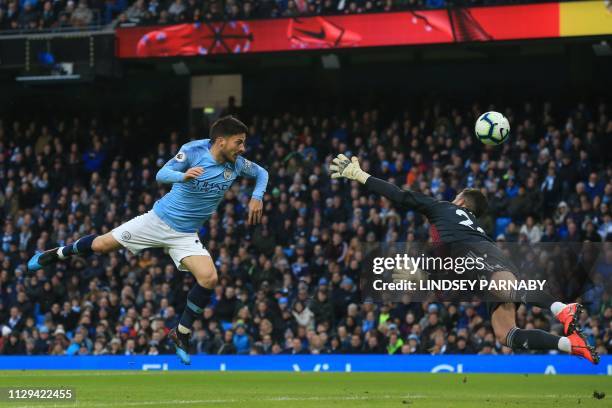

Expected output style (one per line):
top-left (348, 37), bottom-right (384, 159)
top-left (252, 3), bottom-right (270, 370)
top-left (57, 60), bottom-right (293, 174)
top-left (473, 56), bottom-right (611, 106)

top-left (116, 10), bottom-right (454, 58)
top-left (0, 355), bottom-right (610, 374)
top-left (116, 1), bottom-right (612, 59)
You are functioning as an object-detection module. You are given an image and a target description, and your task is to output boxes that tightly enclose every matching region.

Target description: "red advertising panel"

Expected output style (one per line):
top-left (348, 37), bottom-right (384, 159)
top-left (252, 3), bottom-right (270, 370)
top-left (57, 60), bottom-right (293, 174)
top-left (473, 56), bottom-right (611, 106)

top-left (116, 11), bottom-right (454, 58)
top-left (116, 4), bottom-right (561, 58)
top-left (467, 3), bottom-right (559, 41)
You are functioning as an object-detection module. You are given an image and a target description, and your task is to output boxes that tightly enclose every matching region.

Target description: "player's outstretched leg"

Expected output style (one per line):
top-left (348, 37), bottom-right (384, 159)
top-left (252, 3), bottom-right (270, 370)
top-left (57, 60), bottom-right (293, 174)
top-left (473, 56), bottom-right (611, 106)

top-left (567, 331), bottom-right (600, 364)
top-left (167, 327), bottom-right (193, 365)
top-left (552, 303), bottom-right (583, 336)
top-left (27, 233), bottom-right (121, 272)
top-left (492, 303), bottom-right (599, 364)
top-left (510, 285), bottom-right (584, 335)
top-left (168, 255), bottom-right (217, 365)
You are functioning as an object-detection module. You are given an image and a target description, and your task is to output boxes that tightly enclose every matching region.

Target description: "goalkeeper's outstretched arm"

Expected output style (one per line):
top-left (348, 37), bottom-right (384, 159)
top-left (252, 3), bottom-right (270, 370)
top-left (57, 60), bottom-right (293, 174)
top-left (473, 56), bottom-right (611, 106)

top-left (329, 154), bottom-right (436, 212)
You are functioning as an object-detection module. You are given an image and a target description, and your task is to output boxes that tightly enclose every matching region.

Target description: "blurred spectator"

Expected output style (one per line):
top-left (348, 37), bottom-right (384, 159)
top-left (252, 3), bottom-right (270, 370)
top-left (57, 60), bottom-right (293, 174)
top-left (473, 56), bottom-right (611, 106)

top-left (125, 0), bottom-right (147, 23)
top-left (71, 0), bottom-right (94, 27)
top-left (519, 215), bottom-right (542, 243)
top-left (167, 0), bottom-right (185, 20)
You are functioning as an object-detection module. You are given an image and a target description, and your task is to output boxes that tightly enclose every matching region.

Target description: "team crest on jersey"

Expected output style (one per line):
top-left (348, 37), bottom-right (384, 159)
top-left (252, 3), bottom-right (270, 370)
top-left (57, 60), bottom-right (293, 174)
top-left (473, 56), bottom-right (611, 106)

top-left (223, 167), bottom-right (233, 180)
top-left (121, 231), bottom-right (131, 241)
top-left (175, 152), bottom-right (186, 162)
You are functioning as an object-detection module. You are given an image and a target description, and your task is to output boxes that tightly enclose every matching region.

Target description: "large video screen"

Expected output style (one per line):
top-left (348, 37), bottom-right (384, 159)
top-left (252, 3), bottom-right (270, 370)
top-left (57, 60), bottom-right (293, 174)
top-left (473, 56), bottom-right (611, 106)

top-left (116, 1), bottom-right (612, 58)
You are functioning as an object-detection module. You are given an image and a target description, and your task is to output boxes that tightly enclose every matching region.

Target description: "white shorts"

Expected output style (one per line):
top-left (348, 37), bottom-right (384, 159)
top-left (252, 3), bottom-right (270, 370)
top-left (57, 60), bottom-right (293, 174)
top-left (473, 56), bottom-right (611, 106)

top-left (111, 210), bottom-right (210, 271)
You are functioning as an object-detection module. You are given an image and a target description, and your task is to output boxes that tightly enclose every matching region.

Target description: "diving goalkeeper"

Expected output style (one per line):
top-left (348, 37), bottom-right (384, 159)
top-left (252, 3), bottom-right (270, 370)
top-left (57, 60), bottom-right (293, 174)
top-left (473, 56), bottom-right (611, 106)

top-left (330, 154), bottom-right (598, 364)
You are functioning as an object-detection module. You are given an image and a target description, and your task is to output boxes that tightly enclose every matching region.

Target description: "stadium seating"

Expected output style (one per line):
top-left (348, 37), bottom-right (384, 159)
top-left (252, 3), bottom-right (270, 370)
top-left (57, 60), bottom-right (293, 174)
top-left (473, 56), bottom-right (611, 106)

top-left (0, 99), bottom-right (610, 358)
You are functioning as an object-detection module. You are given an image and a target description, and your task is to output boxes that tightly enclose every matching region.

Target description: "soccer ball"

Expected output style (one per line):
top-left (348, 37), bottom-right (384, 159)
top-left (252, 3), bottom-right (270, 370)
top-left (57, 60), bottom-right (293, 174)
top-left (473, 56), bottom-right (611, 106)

top-left (475, 111), bottom-right (510, 145)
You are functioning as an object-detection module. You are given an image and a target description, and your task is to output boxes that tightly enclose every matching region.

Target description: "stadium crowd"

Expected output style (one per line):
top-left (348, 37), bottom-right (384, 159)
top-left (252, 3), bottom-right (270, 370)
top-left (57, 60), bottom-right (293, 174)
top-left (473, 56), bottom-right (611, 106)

top-left (0, 0), bottom-right (579, 32)
top-left (0, 99), bottom-right (610, 358)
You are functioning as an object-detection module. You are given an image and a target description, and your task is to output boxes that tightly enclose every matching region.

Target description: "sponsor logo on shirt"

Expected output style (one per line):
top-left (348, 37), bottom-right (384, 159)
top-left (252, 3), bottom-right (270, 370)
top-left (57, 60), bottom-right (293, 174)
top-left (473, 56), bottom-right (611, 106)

top-left (193, 179), bottom-right (231, 193)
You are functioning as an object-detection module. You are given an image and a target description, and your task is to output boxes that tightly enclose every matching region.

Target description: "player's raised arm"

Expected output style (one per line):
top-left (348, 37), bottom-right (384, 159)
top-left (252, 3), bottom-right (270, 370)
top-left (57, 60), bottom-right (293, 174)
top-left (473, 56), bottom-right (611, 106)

top-left (236, 155), bottom-right (269, 225)
top-left (156, 145), bottom-right (203, 184)
top-left (329, 153), bottom-right (435, 212)
top-left (236, 155), bottom-right (269, 200)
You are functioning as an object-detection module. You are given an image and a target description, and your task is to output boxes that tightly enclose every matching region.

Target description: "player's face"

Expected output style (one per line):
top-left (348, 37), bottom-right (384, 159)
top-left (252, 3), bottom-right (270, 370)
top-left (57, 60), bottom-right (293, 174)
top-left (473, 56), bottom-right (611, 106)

top-left (221, 133), bottom-right (246, 162)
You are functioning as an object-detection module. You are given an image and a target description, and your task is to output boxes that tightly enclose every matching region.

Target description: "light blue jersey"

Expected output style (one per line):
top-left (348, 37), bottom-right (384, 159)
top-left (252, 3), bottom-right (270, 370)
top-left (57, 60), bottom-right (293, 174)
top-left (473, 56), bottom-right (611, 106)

top-left (153, 139), bottom-right (268, 233)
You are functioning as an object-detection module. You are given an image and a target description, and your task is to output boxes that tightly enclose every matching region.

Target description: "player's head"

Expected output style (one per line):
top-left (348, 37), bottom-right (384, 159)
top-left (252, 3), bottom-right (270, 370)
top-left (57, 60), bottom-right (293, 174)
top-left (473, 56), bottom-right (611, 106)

top-left (453, 188), bottom-right (488, 218)
top-left (210, 115), bottom-right (248, 163)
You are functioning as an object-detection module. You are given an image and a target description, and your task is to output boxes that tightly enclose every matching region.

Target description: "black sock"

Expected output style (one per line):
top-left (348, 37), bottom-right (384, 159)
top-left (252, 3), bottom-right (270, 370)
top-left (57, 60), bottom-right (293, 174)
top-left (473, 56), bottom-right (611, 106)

top-left (506, 327), bottom-right (560, 350)
top-left (510, 289), bottom-right (557, 310)
top-left (179, 283), bottom-right (213, 331)
top-left (61, 234), bottom-right (97, 257)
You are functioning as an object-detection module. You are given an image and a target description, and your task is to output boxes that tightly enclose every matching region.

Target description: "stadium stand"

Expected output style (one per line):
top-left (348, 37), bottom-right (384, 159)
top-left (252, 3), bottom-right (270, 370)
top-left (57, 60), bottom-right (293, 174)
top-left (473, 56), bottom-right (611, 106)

top-left (0, 0), bottom-right (577, 33)
top-left (0, 99), bottom-right (610, 357)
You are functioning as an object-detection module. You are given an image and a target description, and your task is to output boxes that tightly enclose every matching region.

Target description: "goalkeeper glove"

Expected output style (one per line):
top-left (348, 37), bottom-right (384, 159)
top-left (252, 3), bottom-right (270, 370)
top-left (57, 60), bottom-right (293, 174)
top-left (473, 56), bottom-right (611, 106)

top-left (329, 154), bottom-right (371, 184)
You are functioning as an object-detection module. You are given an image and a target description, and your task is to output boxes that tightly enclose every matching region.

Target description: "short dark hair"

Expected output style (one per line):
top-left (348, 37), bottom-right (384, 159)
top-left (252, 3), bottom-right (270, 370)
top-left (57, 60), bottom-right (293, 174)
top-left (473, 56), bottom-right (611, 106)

top-left (210, 115), bottom-right (248, 143)
top-left (460, 188), bottom-right (488, 218)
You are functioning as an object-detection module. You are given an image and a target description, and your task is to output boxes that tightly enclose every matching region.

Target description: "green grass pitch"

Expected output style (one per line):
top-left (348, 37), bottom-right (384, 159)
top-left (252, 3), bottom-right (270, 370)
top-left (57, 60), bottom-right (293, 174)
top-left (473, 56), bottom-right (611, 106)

top-left (0, 371), bottom-right (609, 407)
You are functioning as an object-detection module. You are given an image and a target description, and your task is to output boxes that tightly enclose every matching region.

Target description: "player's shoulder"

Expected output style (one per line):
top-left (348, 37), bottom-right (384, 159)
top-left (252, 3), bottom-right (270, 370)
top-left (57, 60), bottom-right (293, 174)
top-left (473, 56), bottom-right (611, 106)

top-left (424, 197), bottom-right (452, 210)
top-left (438, 200), bottom-right (457, 209)
top-left (178, 139), bottom-right (212, 162)
top-left (181, 139), bottom-right (210, 152)
top-left (441, 201), bottom-right (478, 217)
top-left (428, 199), bottom-right (467, 217)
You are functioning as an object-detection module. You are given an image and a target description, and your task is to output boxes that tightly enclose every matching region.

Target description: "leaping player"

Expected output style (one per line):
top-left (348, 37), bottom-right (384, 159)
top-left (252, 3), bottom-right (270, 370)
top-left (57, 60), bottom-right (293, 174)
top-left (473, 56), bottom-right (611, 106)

top-left (28, 116), bottom-right (269, 365)
top-left (330, 154), bottom-right (599, 364)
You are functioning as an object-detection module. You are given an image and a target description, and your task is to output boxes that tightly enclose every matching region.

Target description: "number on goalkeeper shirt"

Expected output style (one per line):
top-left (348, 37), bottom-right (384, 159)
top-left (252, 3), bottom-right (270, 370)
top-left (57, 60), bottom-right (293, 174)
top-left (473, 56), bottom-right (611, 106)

top-left (455, 209), bottom-right (485, 234)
